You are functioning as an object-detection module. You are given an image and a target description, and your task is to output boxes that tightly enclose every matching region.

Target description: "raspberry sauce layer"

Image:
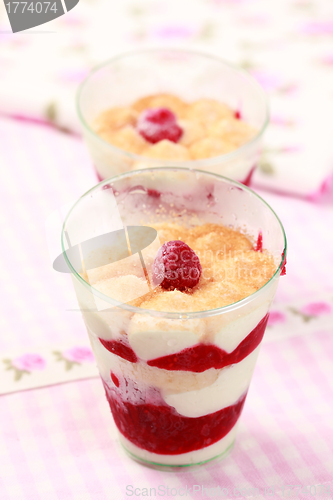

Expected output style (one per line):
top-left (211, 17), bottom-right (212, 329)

top-left (104, 381), bottom-right (247, 455)
top-left (99, 338), bottom-right (138, 363)
top-left (147, 314), bottom-right (269, 372)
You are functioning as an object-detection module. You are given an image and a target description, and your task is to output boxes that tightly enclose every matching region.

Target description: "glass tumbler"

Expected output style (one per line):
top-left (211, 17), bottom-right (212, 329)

top-left (61, 167), bottom-right (286, 469)
top-left (77, 49), bottom-right (268, 185)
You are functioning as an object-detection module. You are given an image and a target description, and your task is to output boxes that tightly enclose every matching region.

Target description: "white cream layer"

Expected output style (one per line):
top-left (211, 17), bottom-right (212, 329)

top-left (127, 315), bottom-right (205, 361)
top-left (127, 303), bottom-right (269, 361)
top-left (213, 303), bottom-right (269, 353)
top-left (162, 346), bottom-right (259, 418)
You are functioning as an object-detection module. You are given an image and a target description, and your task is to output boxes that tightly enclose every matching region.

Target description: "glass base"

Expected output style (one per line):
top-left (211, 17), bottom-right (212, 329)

top-left (120, 439), bottom-right (236, 471)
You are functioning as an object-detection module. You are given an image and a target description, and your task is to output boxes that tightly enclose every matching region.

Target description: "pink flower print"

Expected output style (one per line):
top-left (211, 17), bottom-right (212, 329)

top-left (301, 302), bottom-right (332, 317)
top-left (12, 354), bottom-right (46, 372)
top-left (58, 69), bottom-right (89, 84)
top-left (54, 346), bottom-right (95, 371)
top-left (289, 301), bottom-right (332, 323)
top-left (268, 311), bottom-right (286, 326)
top-left (151, 24), bottom-right (198, 41)
top-left (3, 354), bottom-right (46, 382)
top-left (302, 21), bottom-right (333, 36)
top-left (251, 70), bottom-right (298, 95)
top-left (63, 347), bottom-right (95, 364)
top-left (250, 70), bottom-right (284, 92)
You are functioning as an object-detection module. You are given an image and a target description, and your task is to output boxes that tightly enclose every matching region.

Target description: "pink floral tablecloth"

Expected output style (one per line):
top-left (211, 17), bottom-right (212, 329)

top-left (1, 0), bottom-right (333, 200)
top-left (1, 0), bottom-right (333, 498)
top-left (0, 114), bottom-right (333, 499)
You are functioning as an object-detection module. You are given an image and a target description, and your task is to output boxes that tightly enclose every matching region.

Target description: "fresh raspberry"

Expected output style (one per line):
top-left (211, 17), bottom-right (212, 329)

top-left (152, 240), bottom-right (202, 291)
top-left (136, 108), bottom-right (183, 144)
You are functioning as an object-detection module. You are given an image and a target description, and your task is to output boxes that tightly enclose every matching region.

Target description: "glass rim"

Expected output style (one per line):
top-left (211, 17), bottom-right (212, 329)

top-left (61, 167), bottom-right (287, 319)
top-left (76, 47), bottom-right (270, 168)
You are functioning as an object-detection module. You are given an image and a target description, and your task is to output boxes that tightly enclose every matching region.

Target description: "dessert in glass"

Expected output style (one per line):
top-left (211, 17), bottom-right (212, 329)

top-left (61, 167), bottom-right (286, 469)
top-left (77, 49), bottom-right (268, 185)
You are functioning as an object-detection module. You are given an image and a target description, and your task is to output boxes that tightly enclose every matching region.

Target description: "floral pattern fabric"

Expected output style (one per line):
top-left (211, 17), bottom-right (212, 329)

top-left (0, 0), bottom-right (333, 199)
top-left (1, 295), bottom-right (333, 394)
top-left (1, 346), bottom-right (97, 394)
top-left (0, 7), bottom-right (332, 491)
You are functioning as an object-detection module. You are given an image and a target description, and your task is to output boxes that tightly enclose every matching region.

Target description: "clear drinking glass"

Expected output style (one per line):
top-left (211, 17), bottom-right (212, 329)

top-left (77, 49), bottom-right (268, 185)
top-left (61, 167), bottom-right (286, 469)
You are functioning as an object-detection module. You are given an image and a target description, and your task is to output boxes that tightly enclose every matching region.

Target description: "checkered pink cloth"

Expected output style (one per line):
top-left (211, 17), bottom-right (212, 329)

top-left (1, 335), bottom-right (332, 499)
top-left (1, 117), bottom-right (333, 498)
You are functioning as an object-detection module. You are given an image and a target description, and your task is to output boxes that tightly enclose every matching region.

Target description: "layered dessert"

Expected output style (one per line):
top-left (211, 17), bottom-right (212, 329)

top-left (91, 94), bottom-right (257, 185)
top-left (78, 51), bottom-right (268, 186)
top-left (63, 167), bottom-right (285, 468)
top-left (81, 221), bottom-right (277, 466)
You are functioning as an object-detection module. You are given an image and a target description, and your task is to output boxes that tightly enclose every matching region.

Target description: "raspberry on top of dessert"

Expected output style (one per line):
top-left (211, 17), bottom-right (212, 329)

top-left (93, 94), bottom-right (256, 161)
top-left (152, 240), bottom-right (202, 291)
top-left (137, 108), bottom-right (183, 145)
top-left (86, 222), bottom-right (276, 312)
